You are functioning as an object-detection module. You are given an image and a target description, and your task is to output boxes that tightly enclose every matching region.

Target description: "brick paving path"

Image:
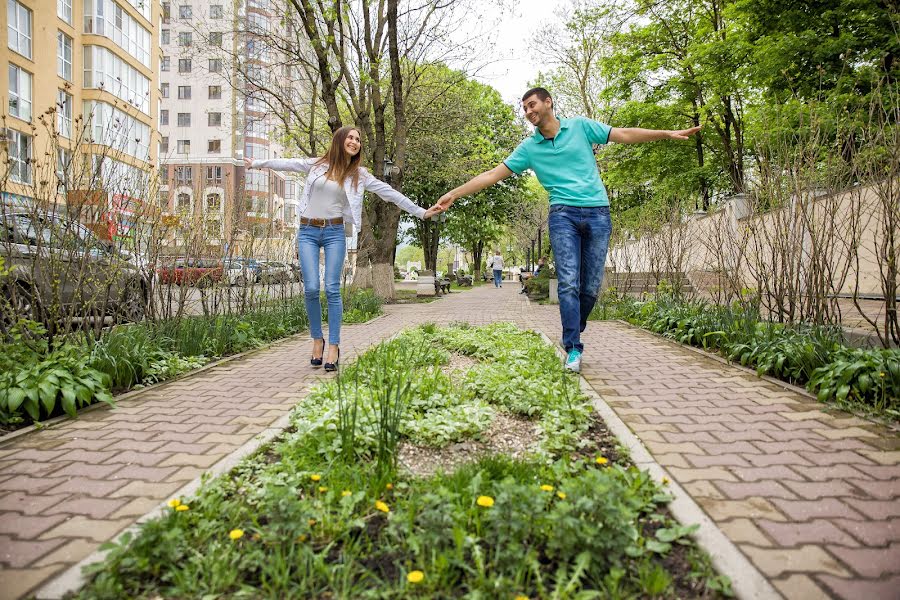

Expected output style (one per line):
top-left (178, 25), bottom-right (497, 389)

top-left (0, 285), bottom-right (898, 599)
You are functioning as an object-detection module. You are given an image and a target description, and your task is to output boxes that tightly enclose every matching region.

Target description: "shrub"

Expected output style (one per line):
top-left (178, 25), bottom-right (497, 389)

top-left (808, 348), bottom-right (900, 418)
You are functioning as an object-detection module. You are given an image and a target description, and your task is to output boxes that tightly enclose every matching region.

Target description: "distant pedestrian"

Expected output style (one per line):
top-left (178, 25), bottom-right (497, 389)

top-left (487, 249), bottom-right (504, 287)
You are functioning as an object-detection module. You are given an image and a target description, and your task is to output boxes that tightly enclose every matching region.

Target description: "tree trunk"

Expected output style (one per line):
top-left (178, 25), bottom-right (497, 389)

top-left (472, 239), bottom-right (484, 280)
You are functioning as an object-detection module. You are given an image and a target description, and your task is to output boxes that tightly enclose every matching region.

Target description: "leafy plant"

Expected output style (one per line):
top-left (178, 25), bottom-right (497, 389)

top-left (808, 347), bottom-right (900, 418)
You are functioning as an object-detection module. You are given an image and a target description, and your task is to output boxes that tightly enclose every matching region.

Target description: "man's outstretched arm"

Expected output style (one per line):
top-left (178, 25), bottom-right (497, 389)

top-left (609, 125), bottom-right (701, 144)
top-left (437, 164), bottom-right (514, 209)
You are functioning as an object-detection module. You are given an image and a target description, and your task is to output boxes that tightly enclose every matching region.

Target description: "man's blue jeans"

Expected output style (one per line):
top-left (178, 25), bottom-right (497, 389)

top-left (493, 269), bottom-right (502, 287)
top-left (297, 224), bottom-right (346, 345)
top-left (548, 205), bottom-right (612, 353)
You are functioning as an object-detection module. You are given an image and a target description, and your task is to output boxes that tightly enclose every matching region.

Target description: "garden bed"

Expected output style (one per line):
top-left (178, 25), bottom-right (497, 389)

top-left (78, 323), bottom-right (730, 599)
top-left (590, 293), bottom-right (900, 422)
top-left (0, 290), bottom-right (383, 435)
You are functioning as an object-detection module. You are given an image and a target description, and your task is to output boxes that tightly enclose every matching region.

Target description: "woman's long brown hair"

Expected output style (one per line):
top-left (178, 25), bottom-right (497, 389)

top-left (315, 126), bottom-right (363, 189)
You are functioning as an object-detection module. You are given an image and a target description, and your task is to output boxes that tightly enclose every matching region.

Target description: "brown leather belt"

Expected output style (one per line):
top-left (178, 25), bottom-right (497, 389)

top-left (300, 216), bottom-right (344, 227)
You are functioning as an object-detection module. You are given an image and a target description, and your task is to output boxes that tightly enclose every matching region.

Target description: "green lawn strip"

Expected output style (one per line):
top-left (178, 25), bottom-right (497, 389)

top-left (589, 293), bottom-right (900, 421)
top-left (0, 289), bottom-right (383, 431)
top-left (78, 323), bottom-right (730, 599)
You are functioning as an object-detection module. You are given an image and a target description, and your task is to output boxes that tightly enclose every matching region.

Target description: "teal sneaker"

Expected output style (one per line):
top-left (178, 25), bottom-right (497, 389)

top-left (564, 349), bottom-right (582, 373)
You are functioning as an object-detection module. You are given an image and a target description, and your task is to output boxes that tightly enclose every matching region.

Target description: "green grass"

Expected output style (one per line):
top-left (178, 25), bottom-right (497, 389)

top-left (77, 323), bottom-right (731, 599)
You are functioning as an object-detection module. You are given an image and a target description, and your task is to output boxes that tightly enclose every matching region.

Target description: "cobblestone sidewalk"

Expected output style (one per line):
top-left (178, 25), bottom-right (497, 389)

top-left (0, 285), bottom-right (897, 599)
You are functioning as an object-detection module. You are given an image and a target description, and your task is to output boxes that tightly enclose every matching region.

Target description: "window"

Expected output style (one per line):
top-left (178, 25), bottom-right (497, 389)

top-left (206, 193), bottom-right (221, 211)
top-left (7, 0), bottom-right (31, 58)
top-left (177, 85), bottom-right (191, 99)
top-left (177, 112), bottom-right (190, 126)
top-left (176, 140), bottom-right (190, 154)
top-left (210, 31), bottom-right (223, 46)
top-left (178, 31), bottom-right (191, 46)
top-left (175, 166), bottom-right (192, 185)
top-left (83, 0), bottom-right (152, 67)
top-left (179, 4), bottom-right (191, 19)
top-left (208, 139), bottom-right (221, 153)
top-left (83, 100), bottom-right (151, 160)
top-left (161, 82), bottom-right (170, 97)
top-left (245, 142), bottom-right (268, 159)
top-left (206, 165), bottom-right (223, 185)
top-left (83, 45), bottom-right (152, 115)
top-left (178, 58), bottom-right (191, 73)
top-left (208, 85), bottom-right (221, 99)
top-left (8, 64), bottom-right (32, 122)
top-left (160, 136), bottom-right (169, 153)
top-left (208, 59), bottom-right (222, 73)
top-left (162, 2), bottom-right (170, 22)
top-left (176, 192), bottom-right (190, 209)
top-left (210, 5), bottom-right (222, 18)
top-left (57, 32), bottom-right (73, 80)
top-left (7, 129), bottom-right (32, 184)
top-left (57, 90), bottom-right (72, 138)
top-left (208, 112), bottom-right (222, 126)
top-left (160, 109), bottom-right (169, 126)
top-left (58, 0), bottom-right (72, 23)
top-left (161, 29), bottom-right (170, 44)
top-left (161, 56), bottom-right (170, 71)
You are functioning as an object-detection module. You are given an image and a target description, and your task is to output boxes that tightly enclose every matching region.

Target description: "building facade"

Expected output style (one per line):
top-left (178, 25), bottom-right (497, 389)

top-left (1, 0), bottom-right (160, 246)
top-left (158, 0), bottom-right (300, 260)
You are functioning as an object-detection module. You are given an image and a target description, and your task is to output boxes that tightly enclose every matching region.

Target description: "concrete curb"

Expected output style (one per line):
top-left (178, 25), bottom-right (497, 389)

top-left (539, 331), bottom-right (783, 600)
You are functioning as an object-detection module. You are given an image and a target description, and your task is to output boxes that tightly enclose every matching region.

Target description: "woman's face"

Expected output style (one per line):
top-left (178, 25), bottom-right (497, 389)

top-left (343, 130), bottom-right (361, 157)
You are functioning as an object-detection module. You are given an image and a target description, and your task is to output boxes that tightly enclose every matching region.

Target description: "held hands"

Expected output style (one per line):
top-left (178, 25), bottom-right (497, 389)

top-left (243, 157), bottom-right (254, 170)
top-left (668, 125), bottom-right (702, 141)
top-left (436, 191), bottom-right (457, 210)
top-left (424, 204), bottom-right (446, 220)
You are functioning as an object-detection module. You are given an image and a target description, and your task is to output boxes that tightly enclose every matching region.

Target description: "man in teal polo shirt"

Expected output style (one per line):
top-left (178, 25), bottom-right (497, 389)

top-left (436, 87), bottom-right (699, 372)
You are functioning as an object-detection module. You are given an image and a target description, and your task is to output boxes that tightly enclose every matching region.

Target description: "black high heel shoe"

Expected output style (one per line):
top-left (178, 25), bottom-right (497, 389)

top-left (324, 347), bottom-right (340, 372)
top-left (310, 339), bottom-right (325, 367)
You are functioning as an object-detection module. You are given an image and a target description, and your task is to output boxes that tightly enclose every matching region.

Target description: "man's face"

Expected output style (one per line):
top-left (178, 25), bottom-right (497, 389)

top-left (522, 94), bottom-right (552, 127)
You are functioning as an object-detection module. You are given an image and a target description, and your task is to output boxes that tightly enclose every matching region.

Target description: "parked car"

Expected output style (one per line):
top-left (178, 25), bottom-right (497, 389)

top-left (157, 257), bottom-right (223, 287)
top-left (1, 208), bottom-right (148, 330)
top-left (229, 257), bottom-right (261, 284)
top-left (222, 259), bottom-right (258, 287)
top-left (257, 261), bottom-right (292, 284)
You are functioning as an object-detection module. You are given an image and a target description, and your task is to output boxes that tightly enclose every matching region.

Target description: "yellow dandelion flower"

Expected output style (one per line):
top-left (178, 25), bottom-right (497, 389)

top-left (167, 498), bottom-right (181, 508)
top-left (662, 477), bottom-right (670, 486)
top-left (515, 596), bottom-right (530, 600)
top-left (297, 534), bottom-right (308, 542)
top-left (341, 490), bottom-right (352, 497)
top-left (308, 518), bottom-right (317, 527)
top-left (540, 485), bottom-right (554, 492)
top-left (375, 500), bottom-right (390, 513)
top-left (557, 492), bottom-right (567, 500)
top-left (595, 457), bottom-right (609, 465)
top-left (310, 474), bottom-right (322, 482)
top-left (407, 570), bottom-right (424, 584)
top-left (229, 529), bottom-right (244, 540)
top-left (175, 504), bottom-right (189, 511)
top-left (386, 483), bottom-right (394, 490)
top-left (881, 372), bottom-right (886, 378)
top-left (252, 533), bottom-right (261, 541)
top-left (476, 495), bottom-right (494, 508)
top-left (318, 486), bottom-right (328, 493)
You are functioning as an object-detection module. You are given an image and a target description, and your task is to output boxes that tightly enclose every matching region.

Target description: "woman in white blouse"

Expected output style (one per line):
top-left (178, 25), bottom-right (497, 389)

top-left (247, 126), bottom-right (442, 371)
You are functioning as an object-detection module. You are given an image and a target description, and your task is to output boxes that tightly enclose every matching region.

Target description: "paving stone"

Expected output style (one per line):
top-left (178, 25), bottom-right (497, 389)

top-left (857, 449), bottom-right (900, 465)
top-left (43, 496), bottom-right (129, 519)
top-left (714, 480), bottom-right (798, 500)
top-left (45, 477), bottom-right (129, 498)
top-left (772, 574), bottom-right (831, 600)
top-left (0, 535), bottom-right (67, 568)
top-left (697, 497), bottom-right (788, 522)
top-left (681, 480), bottom-right (727, 500)
top-left (718, 518), bottom-right (773, 546)
top-left (158, 453), bottom-right (224, 468)
top-left (0, 512), bottom-right (69, 538)
top-left (0, 492), bottom-right (68, 516)
top-left (38, 515), bottom-right (133, 542)
top-left (799, 450), bottom-right (875, 466)
top-left (740, 544), bottom-right (850, 578)
top-left (666, 466), bottom-right (738, 482)
top-left (0, 564), bottom-right (67, 600)
top-left (757, 519), bottom-right (860, 547)
top-left (826, 542), bottom-right (900, 577)
top-left (108, 496), bottom-right (166, 519)
top-left (47, 462), bottom-right (123, 480)
top-left (816, 574), bottom-right (900, 600)
top-left (843, 498), bottom-right (900, 520)
top-left (833, 518), bottom-right (900, 546)
top-left (730, 465), bottom-right (806, 482)
top-left (782, 480), bottom-right (866, 500)
top-left (108, 479), bottom-right (184, 499)
top-left (771, 498), bottom-right (865, 521)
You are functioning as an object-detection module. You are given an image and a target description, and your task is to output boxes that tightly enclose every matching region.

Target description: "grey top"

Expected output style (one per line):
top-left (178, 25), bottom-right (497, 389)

top-left (303, 175), bottom-right (347, 219)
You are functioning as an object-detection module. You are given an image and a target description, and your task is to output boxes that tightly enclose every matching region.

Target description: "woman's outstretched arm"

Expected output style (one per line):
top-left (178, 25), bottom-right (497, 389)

top-left (362, 171), bottom-right (443, 219)
top-left (244, 157), bottom-right (316, 174)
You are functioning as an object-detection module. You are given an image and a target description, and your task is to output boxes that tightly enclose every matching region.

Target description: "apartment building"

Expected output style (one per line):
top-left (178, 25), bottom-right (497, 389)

top-left (1, 0), bottom-right (160, 244)
top-left (158, 0), bottom-right (301, 260)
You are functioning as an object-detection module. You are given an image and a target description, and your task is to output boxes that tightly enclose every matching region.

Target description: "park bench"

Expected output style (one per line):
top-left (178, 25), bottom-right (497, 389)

top-left (434, 276), bottom-right (451, 294)
top-left (455, 271), bottom-right (474, 287)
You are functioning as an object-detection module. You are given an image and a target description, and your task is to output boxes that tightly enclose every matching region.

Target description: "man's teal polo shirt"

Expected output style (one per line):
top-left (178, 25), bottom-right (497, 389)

top-left (503, 116), bottom-right (612, 207)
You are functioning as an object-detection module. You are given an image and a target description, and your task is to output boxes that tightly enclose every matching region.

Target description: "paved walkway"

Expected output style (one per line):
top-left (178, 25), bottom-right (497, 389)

top-left (0, 285), bottom-right (898, 599)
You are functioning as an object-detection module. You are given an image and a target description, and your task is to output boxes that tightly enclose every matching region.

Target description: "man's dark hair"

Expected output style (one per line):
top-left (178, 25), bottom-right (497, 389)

top-left (522, 87), bottom-right (552, 104)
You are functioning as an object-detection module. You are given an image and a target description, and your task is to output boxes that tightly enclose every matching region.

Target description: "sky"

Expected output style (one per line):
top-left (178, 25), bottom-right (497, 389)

top-left (460, 0), bottom-right (562, 105)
